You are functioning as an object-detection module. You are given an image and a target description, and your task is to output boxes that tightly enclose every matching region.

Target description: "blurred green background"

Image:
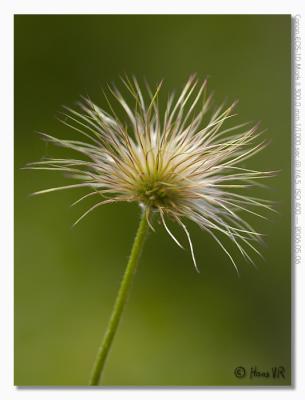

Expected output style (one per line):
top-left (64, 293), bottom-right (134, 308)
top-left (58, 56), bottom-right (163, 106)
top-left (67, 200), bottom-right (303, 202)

top-left (14, 15), bottom-right (291, 386)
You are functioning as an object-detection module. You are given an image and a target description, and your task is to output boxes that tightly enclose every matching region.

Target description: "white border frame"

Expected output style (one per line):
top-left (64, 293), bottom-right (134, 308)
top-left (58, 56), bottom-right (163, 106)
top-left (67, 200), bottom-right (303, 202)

top-left (1, 1), bottom-right (304, 399)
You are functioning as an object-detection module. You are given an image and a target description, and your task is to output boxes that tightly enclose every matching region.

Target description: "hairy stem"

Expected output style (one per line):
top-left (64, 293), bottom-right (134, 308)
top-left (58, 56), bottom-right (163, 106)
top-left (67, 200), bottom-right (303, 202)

top-left (89, 209), bottom-right (149, 385)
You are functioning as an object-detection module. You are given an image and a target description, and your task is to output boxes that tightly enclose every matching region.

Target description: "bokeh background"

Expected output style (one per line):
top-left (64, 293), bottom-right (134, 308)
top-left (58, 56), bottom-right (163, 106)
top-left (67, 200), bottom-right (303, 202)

top-left (15, 15), bottom-right (291, 386)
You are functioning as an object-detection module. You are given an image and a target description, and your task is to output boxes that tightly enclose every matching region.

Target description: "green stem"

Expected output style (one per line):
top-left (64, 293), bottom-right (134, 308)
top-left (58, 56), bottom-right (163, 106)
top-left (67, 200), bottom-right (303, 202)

top-left (89, 210), bottom-right (149, 385)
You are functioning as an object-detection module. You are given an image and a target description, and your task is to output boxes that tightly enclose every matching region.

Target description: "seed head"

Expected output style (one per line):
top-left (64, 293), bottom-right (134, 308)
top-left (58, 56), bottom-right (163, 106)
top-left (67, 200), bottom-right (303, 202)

top-left (28, 76), bottom-right (276, 274)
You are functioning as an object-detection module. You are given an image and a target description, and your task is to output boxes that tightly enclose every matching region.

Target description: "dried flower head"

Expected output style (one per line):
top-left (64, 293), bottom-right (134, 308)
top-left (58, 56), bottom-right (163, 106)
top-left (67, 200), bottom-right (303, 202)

top-left (29, 76), bottom-right (275, 274)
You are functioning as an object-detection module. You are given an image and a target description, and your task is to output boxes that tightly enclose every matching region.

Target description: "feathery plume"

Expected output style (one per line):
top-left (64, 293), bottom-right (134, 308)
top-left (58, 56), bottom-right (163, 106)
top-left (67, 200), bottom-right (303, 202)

top-left (28, 76), bottom-right (276, 274)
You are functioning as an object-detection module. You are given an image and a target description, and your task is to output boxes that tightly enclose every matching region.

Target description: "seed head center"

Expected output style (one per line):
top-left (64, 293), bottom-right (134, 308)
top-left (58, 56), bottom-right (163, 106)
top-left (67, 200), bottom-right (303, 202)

top-left (137, 179), bottom-right (178, 208)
